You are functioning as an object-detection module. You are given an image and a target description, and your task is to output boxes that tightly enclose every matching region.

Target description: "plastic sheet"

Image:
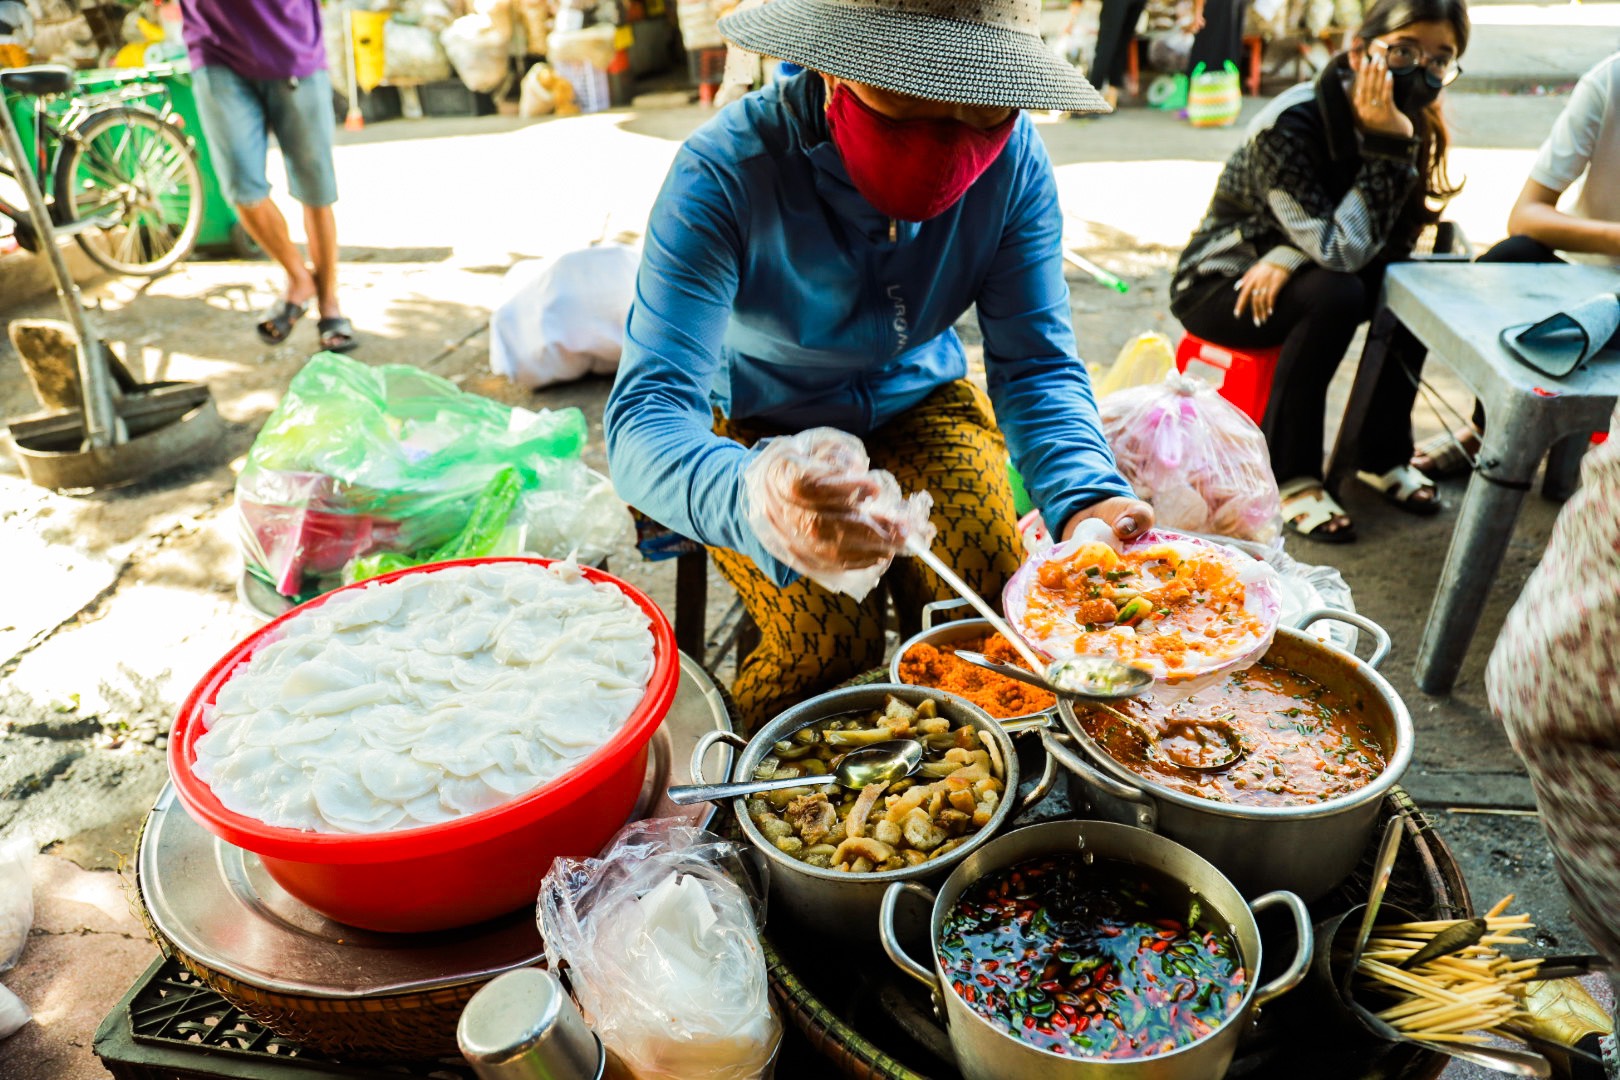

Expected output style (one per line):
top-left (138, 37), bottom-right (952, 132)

top-left (742, 428), bottom-right (935, 600)
top-left (538, 819), bottom-right (781, 1080)
top-left (1100, 370), bottom-right (1283, 546)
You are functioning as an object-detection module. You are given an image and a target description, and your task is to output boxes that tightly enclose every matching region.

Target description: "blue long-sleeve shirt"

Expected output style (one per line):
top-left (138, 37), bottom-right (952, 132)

top-left (604, 74), bottom-right (1132, 585)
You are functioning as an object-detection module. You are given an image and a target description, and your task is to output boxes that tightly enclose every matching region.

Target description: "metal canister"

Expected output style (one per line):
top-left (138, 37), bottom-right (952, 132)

top-left (458, 967), bottom-right (617, 1080)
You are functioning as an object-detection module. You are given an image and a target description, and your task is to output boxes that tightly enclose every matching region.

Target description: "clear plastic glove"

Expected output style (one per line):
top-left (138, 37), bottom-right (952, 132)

top-left (742, 428), bottom-right (935, 600)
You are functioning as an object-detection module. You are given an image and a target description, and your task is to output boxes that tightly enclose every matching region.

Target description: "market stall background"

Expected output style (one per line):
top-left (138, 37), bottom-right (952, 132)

top-left (1, 0), bottom-right (1618, 1076)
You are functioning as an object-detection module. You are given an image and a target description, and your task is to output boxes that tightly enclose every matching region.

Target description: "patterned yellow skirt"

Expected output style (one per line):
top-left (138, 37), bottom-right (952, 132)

top-left (711, 380), bottom-right (1022, 731)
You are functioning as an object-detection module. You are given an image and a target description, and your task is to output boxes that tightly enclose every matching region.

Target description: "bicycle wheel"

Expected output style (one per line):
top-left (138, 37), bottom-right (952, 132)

top-left (54, 106), bottom-right (203, 277)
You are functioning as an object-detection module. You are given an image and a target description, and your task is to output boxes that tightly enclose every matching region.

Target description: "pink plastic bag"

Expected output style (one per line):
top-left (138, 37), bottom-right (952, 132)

top-left (1099, 372), bottom-right (1283, 546)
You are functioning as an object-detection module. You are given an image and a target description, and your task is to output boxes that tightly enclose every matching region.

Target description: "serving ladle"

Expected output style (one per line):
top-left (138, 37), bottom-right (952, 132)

top-left (666, 738), bottom-right (925, 806)
top-left (902, 536), bottom-right (1154, 702)
top-left (953, 650), bottom-right (1245, 771)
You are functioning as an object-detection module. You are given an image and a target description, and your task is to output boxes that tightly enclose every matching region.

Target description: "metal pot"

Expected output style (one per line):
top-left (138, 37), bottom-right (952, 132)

top-left (1047, 610), bottom-right (1413, 901)
top-left (691, 684), bottom-right (1057, 940)
top-left (889, 599), bottom-right (1054, 724)
top-left (879, 820), bottom-right (1313, 1080)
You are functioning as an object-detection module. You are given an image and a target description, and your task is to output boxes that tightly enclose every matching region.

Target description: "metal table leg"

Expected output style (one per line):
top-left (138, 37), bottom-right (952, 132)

top-left (1413, 427), bottom-right (1545, 694)
top-left (1542, 434), bottom-right (1587, 501)
top-left (1325, 307), bottom-right (1399, 496)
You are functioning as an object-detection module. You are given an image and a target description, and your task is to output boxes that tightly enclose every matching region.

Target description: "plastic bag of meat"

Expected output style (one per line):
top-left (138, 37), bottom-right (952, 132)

top-left (1099, 371), bottom-right (1283, 546)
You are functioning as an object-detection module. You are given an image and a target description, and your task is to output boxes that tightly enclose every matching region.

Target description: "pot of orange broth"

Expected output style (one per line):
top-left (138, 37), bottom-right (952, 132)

top-left (1043, 610), bottom-right (1412, 901)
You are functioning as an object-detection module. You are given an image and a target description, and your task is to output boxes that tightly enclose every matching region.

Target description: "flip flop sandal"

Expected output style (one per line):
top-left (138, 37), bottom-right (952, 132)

top-left (1411, 431), bottom-right (1477, 480)
top-left (317, 316), bottom-right (359, 353)
top-left (1279, 478), bottom-right (1357, 544)
top-left (1357, 464), bottom-right (1443, 517)
top-left (256, 299), bottom-right (308, 345)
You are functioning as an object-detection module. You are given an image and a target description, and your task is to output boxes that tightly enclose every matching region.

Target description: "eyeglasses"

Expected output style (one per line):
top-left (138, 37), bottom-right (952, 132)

top-left (1375, 40), bottom-right (1463, 88)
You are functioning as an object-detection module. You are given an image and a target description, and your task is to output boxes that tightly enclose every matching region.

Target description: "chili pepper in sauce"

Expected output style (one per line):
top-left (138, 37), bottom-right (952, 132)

top-left (938, 855), bottom-right (1245, 1059)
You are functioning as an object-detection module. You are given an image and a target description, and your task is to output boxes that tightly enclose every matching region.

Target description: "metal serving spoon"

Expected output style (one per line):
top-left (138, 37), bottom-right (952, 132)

top-left (953, 650), bottom-right (1243, 771)
top-left (666, 738), bottom-right (925, 806)
top-left (903, 536), bottom-right (1154, 699)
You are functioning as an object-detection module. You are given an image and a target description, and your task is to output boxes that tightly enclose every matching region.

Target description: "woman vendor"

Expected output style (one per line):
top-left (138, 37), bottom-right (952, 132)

top-left (604, 0), bottom-right (1151, 729)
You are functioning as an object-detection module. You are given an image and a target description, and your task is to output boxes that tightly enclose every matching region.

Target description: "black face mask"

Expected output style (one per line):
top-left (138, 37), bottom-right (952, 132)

top-left (1391, 66), bottom-right (1442, 114)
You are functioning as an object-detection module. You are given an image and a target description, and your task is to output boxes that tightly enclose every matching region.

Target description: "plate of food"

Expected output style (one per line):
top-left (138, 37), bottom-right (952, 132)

top-left (1002, 527), bottom-right (1283, 685)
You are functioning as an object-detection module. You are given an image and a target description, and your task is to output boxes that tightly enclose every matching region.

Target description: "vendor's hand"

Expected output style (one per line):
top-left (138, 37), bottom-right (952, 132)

top-left (1061, 497), bottom-right (1155, 543)
top-left (1233, 261), bottom-right (1293, 326)
top-left (1350, 44), bottom-right (1414, 139)
top-left (1190, 12), bottom-right (1206, 31)
top-left (757, 471), bottom-right (908, 570)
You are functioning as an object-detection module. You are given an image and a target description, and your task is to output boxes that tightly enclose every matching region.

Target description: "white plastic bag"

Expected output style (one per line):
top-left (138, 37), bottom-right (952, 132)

top-left (489, 244), bottom-right (640, 389)
top-left (0, 985), bottom-right (29, 1040)
top-left (546, 24), bottom-right (615, 67)
top-left (440, 13), bottom-right (510, 93)
top-left (0, 829), bottom-right (33, 973)
top-left (383, 19), bottom-right (453, 82)
top-left (1100, 371), bottom-right (1283, 545)
top-left (742, 428), bottom-right (935, 601)
top-left (539, 820), bottom-right (781, 1080)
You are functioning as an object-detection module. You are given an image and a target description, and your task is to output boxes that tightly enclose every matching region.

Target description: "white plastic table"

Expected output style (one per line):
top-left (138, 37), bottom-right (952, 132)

top-left (1325, 262), bottom-right (1620, 694)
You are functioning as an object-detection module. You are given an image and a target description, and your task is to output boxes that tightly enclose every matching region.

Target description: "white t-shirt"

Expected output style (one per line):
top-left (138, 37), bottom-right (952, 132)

top-left (1529, 51), bottom-right (1620, 263)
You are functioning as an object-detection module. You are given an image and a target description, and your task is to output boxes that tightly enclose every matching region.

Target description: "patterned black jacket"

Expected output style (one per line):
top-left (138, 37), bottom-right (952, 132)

top-left (1169, 60), bottom-right (1424, 319)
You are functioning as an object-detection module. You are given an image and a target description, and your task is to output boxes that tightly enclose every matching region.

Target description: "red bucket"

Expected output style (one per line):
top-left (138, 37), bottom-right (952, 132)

top-left (168, 557), bottom-right (678, 932)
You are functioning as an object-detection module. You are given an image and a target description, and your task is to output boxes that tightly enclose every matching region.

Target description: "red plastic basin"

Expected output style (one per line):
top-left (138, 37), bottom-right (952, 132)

top-left (168, 557), bottom-right (678, 933)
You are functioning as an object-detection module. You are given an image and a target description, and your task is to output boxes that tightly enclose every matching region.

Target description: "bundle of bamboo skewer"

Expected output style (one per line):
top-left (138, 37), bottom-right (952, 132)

top-left (1355, 895), bottom-right (1542, 1046)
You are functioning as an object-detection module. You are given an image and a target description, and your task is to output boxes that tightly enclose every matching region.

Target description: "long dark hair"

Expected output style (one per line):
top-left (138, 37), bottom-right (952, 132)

top-left (1354, 0), bottom-right (1470, 212)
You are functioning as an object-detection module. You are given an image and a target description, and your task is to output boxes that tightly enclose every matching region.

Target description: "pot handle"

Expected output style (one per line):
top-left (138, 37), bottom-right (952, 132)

top-left (922, 598), bottom-right (973, 630)
top-left (689, 730), bottom-right (749, 786)
top-left (1248, 890), bottom-right (1314, 1009)
top-left (1039, 728), bottom-right (1157, 832)
top-left (880, 881), bottom-right (940, 991)
top-left (1015, 738), bottom-right (1059, 816)
top-left (1291, 608), bottom-right (1392, 670)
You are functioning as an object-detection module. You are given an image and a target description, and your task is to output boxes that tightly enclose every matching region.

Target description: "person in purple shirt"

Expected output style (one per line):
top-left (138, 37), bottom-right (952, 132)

top-left (180, 0), bottom-right (356, 352)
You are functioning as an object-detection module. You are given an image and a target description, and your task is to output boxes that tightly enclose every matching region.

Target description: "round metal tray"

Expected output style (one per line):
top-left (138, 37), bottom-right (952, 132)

top-left (138, 651), bottom-right (732, 999)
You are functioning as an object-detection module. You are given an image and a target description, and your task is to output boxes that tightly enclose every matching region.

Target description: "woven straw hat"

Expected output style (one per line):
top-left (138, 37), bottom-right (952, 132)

top-left (717, 0), bottom-right (1110, 114)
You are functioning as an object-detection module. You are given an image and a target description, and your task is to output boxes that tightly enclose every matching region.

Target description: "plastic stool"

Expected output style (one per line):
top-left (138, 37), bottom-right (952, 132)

top-left (697, 47), bottom-right (727, 105)
top-left (1174, 333), bottom-right (1281, 425)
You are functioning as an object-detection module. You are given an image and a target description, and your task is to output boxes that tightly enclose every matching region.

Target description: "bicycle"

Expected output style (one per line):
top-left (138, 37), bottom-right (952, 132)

top-left (0, 64), bottom-right (203, 276)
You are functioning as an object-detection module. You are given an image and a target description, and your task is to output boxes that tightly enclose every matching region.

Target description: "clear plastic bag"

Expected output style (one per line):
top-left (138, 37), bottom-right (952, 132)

top-left (539, 819), bottom-right (781, 1080)
top-left (742, 428), bottom-right (935, 601)
top-left (1100, 371), bottom-right (1283, 546)
top-left (236, 354), bottom-right (592, 602)
top-left (0, 828), bottom-right (33, 974)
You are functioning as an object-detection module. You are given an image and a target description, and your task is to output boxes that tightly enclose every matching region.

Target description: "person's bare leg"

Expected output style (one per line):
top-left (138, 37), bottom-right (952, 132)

top-left (304, 204), bottom-right (342, 321)
top-left (234, 197), bottom-right (315, 306)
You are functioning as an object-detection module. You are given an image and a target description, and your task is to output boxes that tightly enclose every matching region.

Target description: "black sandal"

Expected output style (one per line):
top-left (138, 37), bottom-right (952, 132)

top-left (256, 299), bottom-right (308, 344)
top-left (317, 316), bottom-right (359, 353)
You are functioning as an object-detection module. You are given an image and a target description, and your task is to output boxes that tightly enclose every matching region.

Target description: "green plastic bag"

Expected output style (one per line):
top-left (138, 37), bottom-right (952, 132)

top-left (237, 353), bottom-right (589, 600)
top-left (344, 467), bottom-right (527, 584)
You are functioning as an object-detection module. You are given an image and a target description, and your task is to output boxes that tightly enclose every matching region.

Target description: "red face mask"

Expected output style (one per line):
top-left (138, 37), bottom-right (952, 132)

top-left (825, 84), bottom-right (1016, 223)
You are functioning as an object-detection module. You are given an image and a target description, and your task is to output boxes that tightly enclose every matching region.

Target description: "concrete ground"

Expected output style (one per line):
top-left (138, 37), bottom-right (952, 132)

top-left (1, 13), bottom-right (1615, 1074)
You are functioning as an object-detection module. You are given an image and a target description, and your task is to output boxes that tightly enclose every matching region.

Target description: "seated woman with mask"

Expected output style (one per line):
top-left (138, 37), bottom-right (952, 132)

top-left (1170, 0), bottom-right (1469, 543)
